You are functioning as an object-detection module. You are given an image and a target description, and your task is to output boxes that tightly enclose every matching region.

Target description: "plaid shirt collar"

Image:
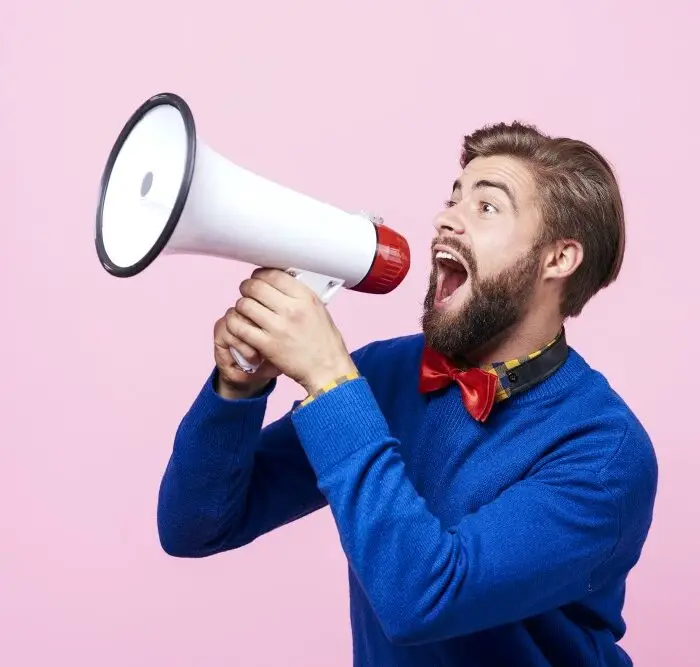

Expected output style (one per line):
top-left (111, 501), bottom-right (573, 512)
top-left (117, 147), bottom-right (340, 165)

top-left (481, 329), bottom-right (568, 403)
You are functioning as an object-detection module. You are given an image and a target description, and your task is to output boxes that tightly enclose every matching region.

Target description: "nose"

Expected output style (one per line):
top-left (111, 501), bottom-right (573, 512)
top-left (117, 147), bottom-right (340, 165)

top-left (433, 208), bottom-right (465, 235)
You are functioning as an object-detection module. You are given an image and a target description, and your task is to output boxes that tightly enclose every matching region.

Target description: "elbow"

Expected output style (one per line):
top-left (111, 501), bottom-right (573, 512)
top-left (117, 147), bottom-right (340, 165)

top-left (382, 627), bottom-right (418, 647)
top-left (158, 528), bottom-right (194, 558)
top-left (156, 505), bottom-right (248, 558)
top-left (157, 515), bottom-right (200, 558)
top-left (156, 481), bottom-right (218, 558)
top-left (157, 520), bottom-right (225, 558)
top-left (380, 613), bottom-right (472, 647)
top-left (159, 536), bottom-right (195, 559)
top-left (373, 587), bottom-right (474, 646)
top-left (380, 616), bottom-right (434, 647)
top-left (156, 501), bottom-right (217, 558)
top-left (377, 594), bottom-right (512, 645)
top-left (157, 493), bottom-right (192, 557)
top-left (374, 600), bottom-right (445, 647)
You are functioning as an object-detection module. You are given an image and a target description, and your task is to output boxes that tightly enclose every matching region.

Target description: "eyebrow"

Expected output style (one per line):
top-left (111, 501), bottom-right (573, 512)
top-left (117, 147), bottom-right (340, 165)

top-left (452, 178), bottom-right (519, 214)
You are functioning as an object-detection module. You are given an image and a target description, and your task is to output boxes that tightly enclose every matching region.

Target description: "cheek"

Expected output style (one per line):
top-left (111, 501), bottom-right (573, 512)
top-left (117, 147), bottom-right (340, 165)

top-left (471, 242), bottom-right (514, 280)
top-left (472, 228), bottom-right (532, 279)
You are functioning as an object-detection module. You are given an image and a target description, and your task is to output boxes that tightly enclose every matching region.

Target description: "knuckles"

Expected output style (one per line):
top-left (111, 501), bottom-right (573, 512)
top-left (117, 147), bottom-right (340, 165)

top-left (239, 278), bottom-right (257, 297)
top-left (219, 276), bottom-right (321, 339)
top-left (216, 312), bottom-right (233, 336)
top-left (224, 307), bottom-right (243, 334)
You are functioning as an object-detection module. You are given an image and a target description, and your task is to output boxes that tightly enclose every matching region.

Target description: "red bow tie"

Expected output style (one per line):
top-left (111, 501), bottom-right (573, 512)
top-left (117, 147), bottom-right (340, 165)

top-left (418, 346), bottom-right (498, 422)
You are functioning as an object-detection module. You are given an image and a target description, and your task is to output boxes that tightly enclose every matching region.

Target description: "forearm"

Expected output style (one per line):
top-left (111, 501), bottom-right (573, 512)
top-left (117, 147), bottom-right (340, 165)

top-left (158, 370), bottom-right (328, 557)
top-left (291, 379), bottom-right (456, 641)
top-left (157, 371), bottom-right (271, 557)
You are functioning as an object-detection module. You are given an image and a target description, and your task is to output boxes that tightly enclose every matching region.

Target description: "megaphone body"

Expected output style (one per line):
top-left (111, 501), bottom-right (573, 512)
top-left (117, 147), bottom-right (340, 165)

top-left (95, 93), bottom-right (410, 372)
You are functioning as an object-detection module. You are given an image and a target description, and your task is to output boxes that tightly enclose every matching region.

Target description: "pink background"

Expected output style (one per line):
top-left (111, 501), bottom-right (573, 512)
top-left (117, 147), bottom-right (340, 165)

top-left (2, 1), bottom-right (699, 665)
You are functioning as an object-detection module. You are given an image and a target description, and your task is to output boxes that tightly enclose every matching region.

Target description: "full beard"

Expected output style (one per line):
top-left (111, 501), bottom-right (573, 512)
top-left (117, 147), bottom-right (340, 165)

top-left (421, 244), bottom-right (542, 364)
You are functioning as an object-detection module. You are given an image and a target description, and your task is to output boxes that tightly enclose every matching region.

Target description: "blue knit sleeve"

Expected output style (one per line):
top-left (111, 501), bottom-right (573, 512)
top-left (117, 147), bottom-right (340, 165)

top-left (156, 370), bottom-right (326, 557)
top-left (290, 377), bottom-right (656, 644)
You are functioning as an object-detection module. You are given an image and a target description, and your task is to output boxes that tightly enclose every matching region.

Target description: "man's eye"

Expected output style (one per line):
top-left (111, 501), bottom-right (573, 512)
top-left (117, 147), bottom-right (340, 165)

top-left (444, 200), bottom-right (458, 208)
top-left (480, 201), bottom-right (497, 214)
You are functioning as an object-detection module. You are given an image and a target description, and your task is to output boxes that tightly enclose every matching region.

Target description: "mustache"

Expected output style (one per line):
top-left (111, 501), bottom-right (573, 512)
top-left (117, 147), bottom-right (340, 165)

top-left (431, 236), bottom-right (477, 275)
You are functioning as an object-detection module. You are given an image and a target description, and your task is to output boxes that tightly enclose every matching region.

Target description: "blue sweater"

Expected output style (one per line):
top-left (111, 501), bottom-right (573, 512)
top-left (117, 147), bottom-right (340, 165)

top-left (157, 334), bottom-right (657, 666)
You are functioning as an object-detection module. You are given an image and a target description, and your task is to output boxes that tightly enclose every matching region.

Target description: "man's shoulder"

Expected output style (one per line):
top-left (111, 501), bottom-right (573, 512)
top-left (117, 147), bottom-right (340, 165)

top-left (571, 349), bottom-right (651, 432)
top-left (564, 349), bottom-right (658, 497)
top-left (350, 333), bottom-right (425, 372)
top-left (348, 333), bottom-right (426, 404)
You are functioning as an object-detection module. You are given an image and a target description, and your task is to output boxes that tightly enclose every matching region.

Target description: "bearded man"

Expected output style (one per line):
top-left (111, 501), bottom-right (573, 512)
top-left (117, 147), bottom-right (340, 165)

top-left (157, 122), bottom-right (657, 667)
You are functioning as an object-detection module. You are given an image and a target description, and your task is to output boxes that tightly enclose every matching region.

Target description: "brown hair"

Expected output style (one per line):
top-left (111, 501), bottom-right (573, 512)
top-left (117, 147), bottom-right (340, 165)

top-left (461, 121), bottom-right (625, 318)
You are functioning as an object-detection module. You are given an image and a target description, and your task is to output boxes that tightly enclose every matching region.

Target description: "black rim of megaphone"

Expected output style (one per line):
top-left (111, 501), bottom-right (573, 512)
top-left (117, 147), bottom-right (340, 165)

top-left (94, 92), bottom-right (197, 277)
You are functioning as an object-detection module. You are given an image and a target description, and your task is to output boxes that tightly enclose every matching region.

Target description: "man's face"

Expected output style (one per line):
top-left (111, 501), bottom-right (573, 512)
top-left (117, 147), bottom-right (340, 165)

top-left (421, 155), bottom-right (546, 362)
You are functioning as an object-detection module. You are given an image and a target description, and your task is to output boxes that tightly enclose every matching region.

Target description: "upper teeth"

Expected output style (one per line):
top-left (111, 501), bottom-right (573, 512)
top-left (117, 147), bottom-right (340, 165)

top-left (436, 251), bottom-right (458, 262)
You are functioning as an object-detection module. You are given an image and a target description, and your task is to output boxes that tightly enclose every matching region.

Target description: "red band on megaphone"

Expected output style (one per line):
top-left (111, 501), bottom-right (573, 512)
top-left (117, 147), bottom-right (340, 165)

top-left (352, 223), bottom-right (410, 294)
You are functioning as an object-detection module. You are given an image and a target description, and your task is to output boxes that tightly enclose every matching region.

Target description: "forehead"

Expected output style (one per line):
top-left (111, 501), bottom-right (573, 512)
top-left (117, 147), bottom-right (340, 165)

top-left (456, 155), bottom-right (537, 202)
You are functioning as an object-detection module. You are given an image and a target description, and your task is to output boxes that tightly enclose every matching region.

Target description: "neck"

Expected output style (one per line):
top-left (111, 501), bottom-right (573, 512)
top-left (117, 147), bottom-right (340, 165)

top-left (462, 312), bottom-right (564, 367)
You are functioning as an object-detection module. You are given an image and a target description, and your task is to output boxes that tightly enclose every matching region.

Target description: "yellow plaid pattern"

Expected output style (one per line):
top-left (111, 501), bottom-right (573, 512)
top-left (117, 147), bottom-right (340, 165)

top-left (482, 332), bottom-right (562, 403)
top-left (299, 371), bottom-right (361, 408)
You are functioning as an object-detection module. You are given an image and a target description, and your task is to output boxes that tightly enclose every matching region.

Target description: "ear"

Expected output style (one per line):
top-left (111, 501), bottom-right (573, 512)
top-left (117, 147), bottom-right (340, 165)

top-left (541, 239), bottom-right (583, 281)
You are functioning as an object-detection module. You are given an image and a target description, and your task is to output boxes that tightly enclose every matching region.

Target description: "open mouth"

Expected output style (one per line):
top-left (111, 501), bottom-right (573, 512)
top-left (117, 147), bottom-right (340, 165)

top-left (434, 249), bottom-right (469, 306)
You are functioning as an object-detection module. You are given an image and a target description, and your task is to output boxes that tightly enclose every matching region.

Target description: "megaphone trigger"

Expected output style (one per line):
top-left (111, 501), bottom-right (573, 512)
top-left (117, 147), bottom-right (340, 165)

top-left (284, 267), bottom-right (345, 304)
top-left (228, 267), bottom-right (345, 374)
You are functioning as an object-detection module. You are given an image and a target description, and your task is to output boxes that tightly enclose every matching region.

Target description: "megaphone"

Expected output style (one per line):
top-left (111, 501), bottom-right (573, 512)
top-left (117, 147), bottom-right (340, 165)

top-left (95, 92), bottom-right (411, 373)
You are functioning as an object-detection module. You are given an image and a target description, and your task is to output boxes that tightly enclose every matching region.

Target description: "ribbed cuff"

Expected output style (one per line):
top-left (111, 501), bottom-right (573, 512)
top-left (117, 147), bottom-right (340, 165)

top-left (291, 377), bottom-right (391, 475)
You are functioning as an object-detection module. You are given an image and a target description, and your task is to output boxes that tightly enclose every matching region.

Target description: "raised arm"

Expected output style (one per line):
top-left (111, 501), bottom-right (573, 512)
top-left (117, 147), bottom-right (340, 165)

top-left (290, 378), bottom-right (657, 644)
top-left (157, 371), bottom-right (327, 557)
top-left (157, 301), bottom-right (330, 558)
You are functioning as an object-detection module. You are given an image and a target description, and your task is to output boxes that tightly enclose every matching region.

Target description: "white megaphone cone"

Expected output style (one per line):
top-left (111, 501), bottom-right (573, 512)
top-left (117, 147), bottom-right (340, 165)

top-left (95, 92), bottom-right (411, 373)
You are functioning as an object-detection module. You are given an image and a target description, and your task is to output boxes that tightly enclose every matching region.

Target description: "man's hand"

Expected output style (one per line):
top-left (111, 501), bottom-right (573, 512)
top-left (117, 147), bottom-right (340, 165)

top-left (213, 305), bottom-right (282, 400)
top-left (228, 268), bottom-right (358, 395)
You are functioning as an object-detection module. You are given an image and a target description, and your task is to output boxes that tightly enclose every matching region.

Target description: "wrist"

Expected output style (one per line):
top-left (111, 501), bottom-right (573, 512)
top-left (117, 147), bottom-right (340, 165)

top-left (215, 370), bottom-right (271, 400)
top-left (301, 357), bottom-right (360, 397)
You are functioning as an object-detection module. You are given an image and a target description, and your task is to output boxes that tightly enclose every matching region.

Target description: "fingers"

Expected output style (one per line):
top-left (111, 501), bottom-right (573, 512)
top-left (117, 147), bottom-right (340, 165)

top-left (223, 303), bottom-right (270, 351)
top-left (223, 331), bottom-right (261, 366)
top-left (251, 268), bottom-right (310, 298)
top-left (234, 295), bottom-right (278, 334)
top-left (239, 276), bottom-right (289, 314)
top-left (214, 311), bottom-right (262, 366)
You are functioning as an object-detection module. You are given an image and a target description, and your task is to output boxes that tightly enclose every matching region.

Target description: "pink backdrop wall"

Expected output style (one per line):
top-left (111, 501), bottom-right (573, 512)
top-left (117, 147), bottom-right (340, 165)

top-left (2, 1), bottom-right (699, 665)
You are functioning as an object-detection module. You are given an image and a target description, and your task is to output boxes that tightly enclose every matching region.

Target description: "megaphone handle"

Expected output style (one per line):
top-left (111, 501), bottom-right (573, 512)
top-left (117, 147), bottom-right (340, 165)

top-left (229, 268), bottom-right (345, 374)
top-left (229, 347), bottom-right (261, 374)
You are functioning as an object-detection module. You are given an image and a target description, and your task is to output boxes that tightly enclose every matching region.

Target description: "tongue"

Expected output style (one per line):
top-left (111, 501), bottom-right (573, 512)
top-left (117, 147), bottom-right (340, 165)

top-left (441, 269), bottom-right (467, 300)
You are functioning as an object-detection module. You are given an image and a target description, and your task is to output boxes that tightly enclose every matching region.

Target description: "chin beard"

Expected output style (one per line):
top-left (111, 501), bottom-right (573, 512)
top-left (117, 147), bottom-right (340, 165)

top-left (421, 249), bottom-right (541, 363)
